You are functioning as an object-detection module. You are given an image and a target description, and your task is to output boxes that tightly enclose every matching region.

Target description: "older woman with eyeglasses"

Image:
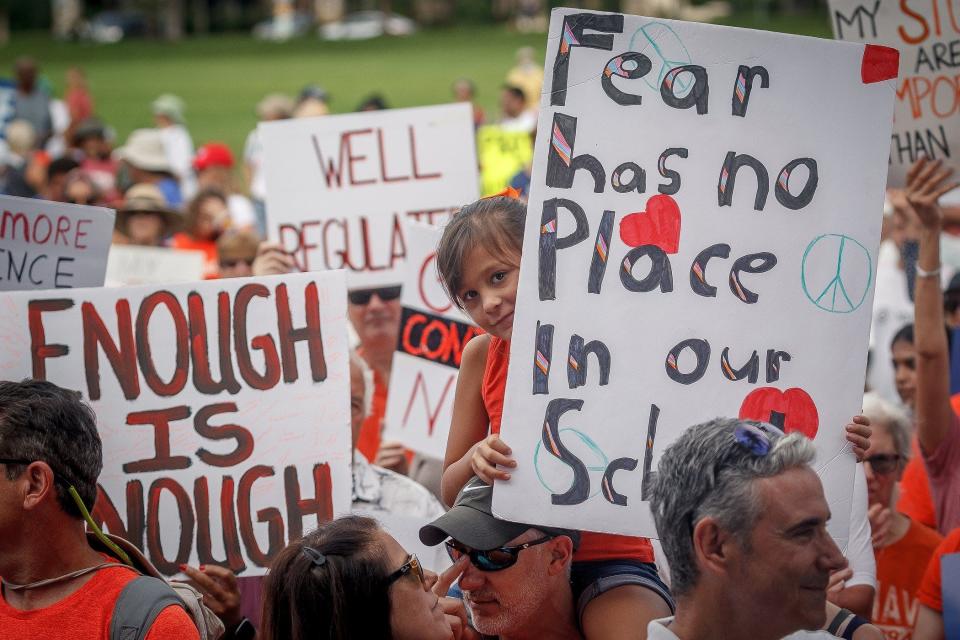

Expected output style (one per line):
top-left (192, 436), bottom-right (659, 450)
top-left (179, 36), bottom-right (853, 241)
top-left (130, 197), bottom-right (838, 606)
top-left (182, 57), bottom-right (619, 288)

top-left (260, 515), bottom-right (477, 640)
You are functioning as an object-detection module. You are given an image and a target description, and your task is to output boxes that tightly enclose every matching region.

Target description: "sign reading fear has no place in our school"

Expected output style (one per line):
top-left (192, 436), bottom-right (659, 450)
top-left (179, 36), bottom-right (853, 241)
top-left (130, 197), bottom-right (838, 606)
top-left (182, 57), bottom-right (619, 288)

top-left (0, 272), bottom-right (352, 577)
top-left (259, 104), bottom-right (479, 290)
top-left (382, 221), bottom-right (481, 458)
top-left (0, 194), bottom-right (114, 291)
top-left (494, 9), bottom-right (897, 542)
top-left (828, 0), bottom-right (960, 186)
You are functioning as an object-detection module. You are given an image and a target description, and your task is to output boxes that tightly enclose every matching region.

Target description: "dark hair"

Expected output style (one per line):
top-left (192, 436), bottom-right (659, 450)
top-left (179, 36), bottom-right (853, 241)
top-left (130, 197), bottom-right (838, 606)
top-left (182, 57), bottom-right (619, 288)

top-left (436, 195), bottom-right (526, 308)
top-left (502, 85), bottom-right (526, 103)
top-left (0, 379), bottom-right (102, 518)
top-left (891, 323), bottom-right (914, 349)
top-left (261, 516), bottom-right (392, 640)
top-left (357, 94), bottom-right (389, 111)
top-left (47, 157), bottom-right (80, 182)
top-left (185, 187), bottom-right (227, 236)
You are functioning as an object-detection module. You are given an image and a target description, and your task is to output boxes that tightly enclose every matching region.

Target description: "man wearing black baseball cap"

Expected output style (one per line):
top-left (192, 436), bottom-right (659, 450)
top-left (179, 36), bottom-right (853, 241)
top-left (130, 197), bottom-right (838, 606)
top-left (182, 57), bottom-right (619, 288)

top-left (420, 476), bottom-right (583, 639)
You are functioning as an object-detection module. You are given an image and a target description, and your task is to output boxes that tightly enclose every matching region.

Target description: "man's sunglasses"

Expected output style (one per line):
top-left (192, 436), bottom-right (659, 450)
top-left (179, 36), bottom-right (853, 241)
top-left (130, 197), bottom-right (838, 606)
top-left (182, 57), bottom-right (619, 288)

top-left (385, 553), bottom-right (425, 587)
top-left (445, 536), bottom-right (554, 572)
top-left (864, 453), bottom-right (902, 475)
top-left (348, 286), bottom-right (402, 305)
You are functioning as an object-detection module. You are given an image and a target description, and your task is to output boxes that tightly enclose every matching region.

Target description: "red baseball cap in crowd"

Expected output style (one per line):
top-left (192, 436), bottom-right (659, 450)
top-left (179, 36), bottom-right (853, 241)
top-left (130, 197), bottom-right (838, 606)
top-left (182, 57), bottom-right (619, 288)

top-left (193, 142), bottom-right (234, 171)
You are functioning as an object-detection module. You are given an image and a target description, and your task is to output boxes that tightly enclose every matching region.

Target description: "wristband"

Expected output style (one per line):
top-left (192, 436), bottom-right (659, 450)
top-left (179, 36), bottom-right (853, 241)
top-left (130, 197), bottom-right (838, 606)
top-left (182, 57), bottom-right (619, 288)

top-left (827, 608), bottom-right (854, 636)
top-left (916, 264), bottom-right (942, 278)
top-left (841, 614), bottom-right (869, 640)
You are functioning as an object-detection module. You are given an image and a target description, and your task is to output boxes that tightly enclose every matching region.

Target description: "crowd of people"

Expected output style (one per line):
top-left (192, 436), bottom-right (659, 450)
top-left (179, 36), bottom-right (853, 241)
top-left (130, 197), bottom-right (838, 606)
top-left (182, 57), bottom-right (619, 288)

top-left (0, 44), bottom-right (958, 640)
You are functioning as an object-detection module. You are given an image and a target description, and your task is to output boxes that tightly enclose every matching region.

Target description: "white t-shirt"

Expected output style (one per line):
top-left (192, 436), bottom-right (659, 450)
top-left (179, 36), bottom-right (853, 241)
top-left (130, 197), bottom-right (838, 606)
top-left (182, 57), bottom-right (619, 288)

top-left (845, 463), bottom-right (877, 590)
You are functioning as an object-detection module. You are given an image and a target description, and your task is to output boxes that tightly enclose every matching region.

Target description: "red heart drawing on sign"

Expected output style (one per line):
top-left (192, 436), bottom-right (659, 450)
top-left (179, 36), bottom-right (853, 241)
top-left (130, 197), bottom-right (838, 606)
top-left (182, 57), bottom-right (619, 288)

top-left (619, 194), bottom-right (681, 254)
top-left (738, 387), bottom-right (820, 439)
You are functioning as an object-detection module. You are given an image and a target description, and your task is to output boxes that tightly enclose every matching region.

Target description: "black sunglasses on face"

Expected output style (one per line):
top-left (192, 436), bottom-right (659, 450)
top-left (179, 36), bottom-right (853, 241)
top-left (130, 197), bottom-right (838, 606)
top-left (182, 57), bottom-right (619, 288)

top-left (385, 553), bottom-right (425, 587)
top-left (348, 286), bottom-right (402, 305)
top-left (864, 453), bottom-right (902, 475)
top-left (445, 536), bottom-right (554, 572)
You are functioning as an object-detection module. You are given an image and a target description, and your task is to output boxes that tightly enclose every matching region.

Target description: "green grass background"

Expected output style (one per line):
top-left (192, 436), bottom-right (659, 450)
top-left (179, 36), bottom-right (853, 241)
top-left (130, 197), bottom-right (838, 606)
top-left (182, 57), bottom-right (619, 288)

top-left (1, 12), bottom-right (832, 160)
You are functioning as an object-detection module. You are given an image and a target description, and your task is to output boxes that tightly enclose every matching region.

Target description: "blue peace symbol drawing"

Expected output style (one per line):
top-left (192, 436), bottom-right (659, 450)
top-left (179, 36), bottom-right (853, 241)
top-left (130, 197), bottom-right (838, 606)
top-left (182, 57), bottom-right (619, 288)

top-left (801, 234), bottom-right (873, 314)
top-left (534, 428), bottom-right (608, 499)
top-left (629, 22), bottom-right (694, 94)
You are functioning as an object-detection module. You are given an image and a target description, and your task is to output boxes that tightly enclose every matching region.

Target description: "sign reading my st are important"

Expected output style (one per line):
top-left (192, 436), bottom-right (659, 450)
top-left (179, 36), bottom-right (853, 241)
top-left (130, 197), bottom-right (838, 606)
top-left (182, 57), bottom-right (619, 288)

top-left (828, 0), bottom-right (959, 185)
top-left (0, 272), bottom-right (352, 576)
top-left (0, 194), bottom-right (114, 291)
top-left (260, 104), bottom-right (479, 289)
top-left (382, 221), bottom-right (482, 458)
top-left (493, 9), bottom-right (897, 541)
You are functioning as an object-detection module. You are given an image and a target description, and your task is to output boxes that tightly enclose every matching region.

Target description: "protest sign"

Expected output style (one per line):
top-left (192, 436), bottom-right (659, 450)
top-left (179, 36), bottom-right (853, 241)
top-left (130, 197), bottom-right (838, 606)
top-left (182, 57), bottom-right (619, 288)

top-left (493, 9), bottom-right (897, 542)
top-left (0, 195), bottom-right (114, 291)
top-left (105, 245), bottom-right (205, 287)
top-left (382, 221), bottom-right (481, 458)
top-left (477, 124), bottom-right (535, 196)
top-left (260, 103), bottom-right (479, 289)
top-left (0, 271), bottom-right (352, 576)
top-left (828, 0), bottom-right (958, 186)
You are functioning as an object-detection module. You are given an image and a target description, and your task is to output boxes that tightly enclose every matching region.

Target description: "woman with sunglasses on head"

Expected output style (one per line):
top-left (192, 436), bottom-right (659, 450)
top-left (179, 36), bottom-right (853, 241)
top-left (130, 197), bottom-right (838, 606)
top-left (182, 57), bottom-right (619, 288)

top-left (261, 515), bottom-right (478, 640)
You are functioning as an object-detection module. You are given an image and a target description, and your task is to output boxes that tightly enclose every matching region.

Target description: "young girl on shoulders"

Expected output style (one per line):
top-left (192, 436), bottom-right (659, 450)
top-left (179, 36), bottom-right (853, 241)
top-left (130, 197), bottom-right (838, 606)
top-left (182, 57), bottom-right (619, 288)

top-left (436, 194), bottom-right (674, 640)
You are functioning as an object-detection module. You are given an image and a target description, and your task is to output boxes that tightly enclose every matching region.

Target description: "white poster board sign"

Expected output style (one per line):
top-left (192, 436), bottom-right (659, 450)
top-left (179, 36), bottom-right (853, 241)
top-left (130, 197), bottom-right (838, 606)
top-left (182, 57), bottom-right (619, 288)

top-left (260, 103), bottom-right (479, 290)
top-left (0, 194), bottom-right (114, 291)
top-left (828, 0), bottom-right (956, 186)
top-left (105, 245), bottom-right (205, 287)
top-left (0, 272), bottom-right (352, 576)
top-left (382, 221), bottom-right (481, 458)
top-left (493, 9), bottom-right (897, 542)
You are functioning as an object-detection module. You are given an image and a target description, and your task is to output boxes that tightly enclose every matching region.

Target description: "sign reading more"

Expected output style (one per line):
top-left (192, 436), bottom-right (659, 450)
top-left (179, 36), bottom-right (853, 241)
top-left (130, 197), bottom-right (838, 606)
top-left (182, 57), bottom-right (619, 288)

top-left (0, 272), bottom-right (352, 576)
top-left (0, 195), bottom-right (114, 291)
top-left (494, 9), bottom-right (897, 541)
top-left (260, 104), bottom-right (479, 289)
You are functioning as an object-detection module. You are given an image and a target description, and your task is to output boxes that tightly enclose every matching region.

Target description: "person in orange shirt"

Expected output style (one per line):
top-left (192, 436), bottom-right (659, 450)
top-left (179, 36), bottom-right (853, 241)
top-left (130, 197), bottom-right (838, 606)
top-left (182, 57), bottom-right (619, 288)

top-left (171, 188), bottom-right (231, 279)
top-left (0, 380), bottom-right (198, 639)
top-left (862, 393), bottom-right (942, 637)
top-left (913, 528), bottom-right (960, 640)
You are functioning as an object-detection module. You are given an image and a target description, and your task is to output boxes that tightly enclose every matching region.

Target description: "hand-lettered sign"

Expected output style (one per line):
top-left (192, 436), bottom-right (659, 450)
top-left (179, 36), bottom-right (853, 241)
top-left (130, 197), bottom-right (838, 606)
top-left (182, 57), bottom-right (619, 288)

top-left (493, 9), bottom-right (897, 542)
top-left (0, 195), bottom-right (114, 291)
top-left (259, 104), bottom-right (479, 289)
top-left (828, 0), bottom-right (955, 186)
top-left (477, 125), bottom-right (535, 196)
top-left (105, 245), bottom-right (205, 287)
top-left (0, 272), bottom-right (352, 576)
top-left (382, 221), bottom-right (482, 458)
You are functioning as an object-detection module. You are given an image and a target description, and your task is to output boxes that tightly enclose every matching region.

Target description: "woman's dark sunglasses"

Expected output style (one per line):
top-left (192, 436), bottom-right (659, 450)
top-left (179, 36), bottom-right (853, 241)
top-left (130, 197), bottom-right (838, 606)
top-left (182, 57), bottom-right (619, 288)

top-left (445, 536), bottom-right (554, 572)
top-left (348, 286), bottom-right (402, 305)
top-left (864, 453), bottom-right (902, 475)
top-left (385, 553), bottom-right (425, 586)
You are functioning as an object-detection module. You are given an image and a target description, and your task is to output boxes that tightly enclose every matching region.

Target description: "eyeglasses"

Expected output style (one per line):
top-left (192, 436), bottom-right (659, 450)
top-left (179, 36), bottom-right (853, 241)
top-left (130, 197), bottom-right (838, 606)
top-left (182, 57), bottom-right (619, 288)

top-left (445, 536), bottom-right (554, 572)
top-left (385, 553), bottom-right (425, 587)
top-left (733, 424), bottom-right (773, 456)
top-left (864, 453), bottom-right (902, 475)
top-left (348, 286), bottom-right (402, 305)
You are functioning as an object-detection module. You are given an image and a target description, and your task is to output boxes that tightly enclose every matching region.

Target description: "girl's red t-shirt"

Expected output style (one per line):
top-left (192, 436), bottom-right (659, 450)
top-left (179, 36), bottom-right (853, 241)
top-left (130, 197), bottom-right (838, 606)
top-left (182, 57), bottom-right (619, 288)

top-left (482, 335), bottom-right (655, 563)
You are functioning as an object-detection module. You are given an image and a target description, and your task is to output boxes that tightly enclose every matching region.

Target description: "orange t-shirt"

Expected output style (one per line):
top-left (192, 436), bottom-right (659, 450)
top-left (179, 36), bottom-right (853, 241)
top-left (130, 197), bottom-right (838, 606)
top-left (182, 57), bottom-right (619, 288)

top-left (897, 438), bottom-right (937, 530)
top-left (0, 556), bottom-right (199, 639)
top-left (170, 233), bottom-right (219, 279)
top-left (357, 367), bottom-right (388, 462)
top-left (873, 519), bottom-right (943, 637)
top-left (482, 336), bottom-right (655, 564)
top-left (917, 527), bottom-right (960, 613)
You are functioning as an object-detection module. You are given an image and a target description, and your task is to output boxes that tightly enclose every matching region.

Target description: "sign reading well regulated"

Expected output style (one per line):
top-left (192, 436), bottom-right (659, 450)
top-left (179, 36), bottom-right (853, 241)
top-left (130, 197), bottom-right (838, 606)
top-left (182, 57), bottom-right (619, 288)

top-left (260, 104), bottom-right (479, 289)
top-left (0, 272), bottom-right (352, 576)
top-left (828, 0), bottom-right (958, 186)
top-left (0, 195), bottom-right (114, 291)
top-left (494, 9), bottom-right (897, 541)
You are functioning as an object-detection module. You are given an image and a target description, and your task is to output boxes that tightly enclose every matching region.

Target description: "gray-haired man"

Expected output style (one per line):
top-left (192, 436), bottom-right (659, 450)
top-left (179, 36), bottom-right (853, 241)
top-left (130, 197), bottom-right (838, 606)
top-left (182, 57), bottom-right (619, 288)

top-left (647, 418), bottom-right (849, 640)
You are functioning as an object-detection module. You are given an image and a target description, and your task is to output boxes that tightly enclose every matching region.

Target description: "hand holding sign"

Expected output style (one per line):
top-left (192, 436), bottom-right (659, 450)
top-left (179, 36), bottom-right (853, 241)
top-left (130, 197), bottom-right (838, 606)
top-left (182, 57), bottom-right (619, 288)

top-left (905, 157), bottom-right (960, 230)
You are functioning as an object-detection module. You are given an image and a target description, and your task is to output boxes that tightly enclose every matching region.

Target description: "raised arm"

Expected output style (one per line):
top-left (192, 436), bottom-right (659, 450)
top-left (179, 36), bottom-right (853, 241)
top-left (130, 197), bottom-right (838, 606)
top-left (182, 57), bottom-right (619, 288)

top-left (905, 158), bottom-right (959, 453)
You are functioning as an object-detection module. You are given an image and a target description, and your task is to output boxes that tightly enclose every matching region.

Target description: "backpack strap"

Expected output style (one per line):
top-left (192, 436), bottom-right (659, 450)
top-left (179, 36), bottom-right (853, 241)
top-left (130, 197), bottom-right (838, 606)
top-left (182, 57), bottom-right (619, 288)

top-left (110, 576), bottom-right (187, 640)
